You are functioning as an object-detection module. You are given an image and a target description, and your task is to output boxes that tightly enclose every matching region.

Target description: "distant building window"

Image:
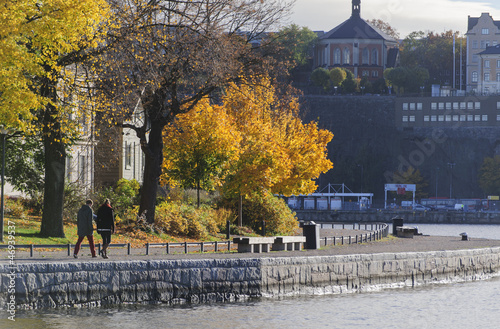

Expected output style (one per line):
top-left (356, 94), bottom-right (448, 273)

top-left (446, 102), bottom-right (452, 110)
top-left (417, 103), bottom-right (423, 110)
top-left (475, 102), bottom-right (481, 109)
top-left (362, 48), bottom-right (369, 64)
top-left (453, 102), bottom-right (459, 109)
top-left (497, 73), bottom-right (500, 82)
top-left (125, 142), bottom-right (132, 168)
top-left (438, 115), bottom-right (444, 121)
top-left (431, 103), bottom-right (437, 110)
top-left (460, 115), bottom-right (466, 121)
top-left (410, 103), bottom-right (416, 110)
top-left (372, 70), bottom-right (379, 77)
top-left (497, 101), bottom-right (500, 109)
top-left (497, 60), bottom-right (500, 68)
top-left (334, 48), bottom-right (341, 64)
top-left (424, 116), bottom-right (430, 122)
top-left (467, 115), bottom-right (473, 121)
top-left (343, 48), bottom-right (350, 64)
top-left (475, 115), bottom-right (481, 121)
top-left (403, 103), bottom-right (408, 110)
top-left (453, 115), bottom-right (459, 121)
top-left (409, 116), bottom-right (415, 122)
top-left (472, 40), bottom-right (478, 49)
top-left (485, 60), bottom-right (490, 68)
top-left (497, 115), bottom-right (500, 121)
top-left (362, 70), bottom-right (369, 76)
top-left (482, 28), bottom-right (489, 35)
top-left (460, 102), bottom-right (466, 109)
top-left (371, 49), bottom-right (378, 65)
top-left (480, 40), bottom-right (489, 48)
top-left (482, 115), bottom-right (488, 121)
top-left (431, 115), bottom-right (437, 122)
top-left (472, 71), bottom-right (478, 83)
top-left (402, 116), bottom-right (408, 122)
top-left (468, 102), bottom-right (474, 109)
top-left (439, 103), bottom-right (445, 110)
top-left (445, 115), bottom-right (452, 122)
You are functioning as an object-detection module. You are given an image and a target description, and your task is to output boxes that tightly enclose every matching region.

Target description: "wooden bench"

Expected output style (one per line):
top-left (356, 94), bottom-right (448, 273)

top-left (273, 236), bottom-right (306, 251)
top-left (233, 237), bottom-right (275, 253)
top-left (396, 226), bottom-right (415, 238)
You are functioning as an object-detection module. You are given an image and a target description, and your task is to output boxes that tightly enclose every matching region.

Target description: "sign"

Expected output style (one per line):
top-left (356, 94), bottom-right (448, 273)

top-left (488, 196), bottom-right (500, 200)
top-left (385, 184), bottom-right (416, 192)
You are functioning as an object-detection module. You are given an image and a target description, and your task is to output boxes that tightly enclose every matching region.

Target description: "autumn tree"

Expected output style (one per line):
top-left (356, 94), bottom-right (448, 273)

top-left (162, 98), bottom-right (241, 207)
top-left (0, 0), bottom-right (111, 237)
top-left (366, 19), bottom-right (400, 41)
top-left (478, 156), bottom-right (500, 196)
top-left (329, 67), bottom-right (347, 88)
top-left (92, 0), bottom-right (293, 223)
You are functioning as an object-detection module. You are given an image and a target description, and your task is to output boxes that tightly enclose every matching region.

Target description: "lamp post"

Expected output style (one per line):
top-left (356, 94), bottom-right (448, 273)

top-left (0, 126), bottom-right (8, 243)
top-left (448, 162), bottom-right (456, 200)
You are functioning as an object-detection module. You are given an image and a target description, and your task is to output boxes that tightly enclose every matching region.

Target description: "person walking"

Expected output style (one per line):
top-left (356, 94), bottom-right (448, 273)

top-left (96, 199), bottom-right (115, 259)
top-left (73, 199), bottom-right (97, 258)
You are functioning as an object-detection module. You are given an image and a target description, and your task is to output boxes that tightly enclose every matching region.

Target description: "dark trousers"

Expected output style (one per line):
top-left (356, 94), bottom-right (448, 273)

top-left (74, 235), bottom-right (96, 257)
top-left (100, 232), bottom-right (112, 245)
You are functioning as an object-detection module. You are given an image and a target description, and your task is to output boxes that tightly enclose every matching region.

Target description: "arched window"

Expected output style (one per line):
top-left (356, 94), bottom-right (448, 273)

top-left (371, 49), bottom-right (378, 65)
top-left (334, 48), bottom-right (341, 64)
top-left (472, 71), bottom-right (478, 83)
top-left (343, 48), bottom-right (350, 64)
top-left (362, 48), bottom-right (369, 64)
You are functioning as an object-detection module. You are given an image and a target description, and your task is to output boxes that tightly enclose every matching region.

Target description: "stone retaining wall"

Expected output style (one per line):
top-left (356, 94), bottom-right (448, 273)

top-left (2, 247), bottom-right (500, 309)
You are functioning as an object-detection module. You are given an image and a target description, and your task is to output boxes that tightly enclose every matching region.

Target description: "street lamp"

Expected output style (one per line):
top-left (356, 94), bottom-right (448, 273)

top-left (0, 126), bottom-right (8, 243)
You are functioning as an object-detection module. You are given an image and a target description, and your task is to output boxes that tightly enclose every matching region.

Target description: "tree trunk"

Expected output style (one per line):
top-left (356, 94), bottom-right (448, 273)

top-left (139, 120), bottom-right (164, 223)
top-left (40, 116), bottom-right (66, 238)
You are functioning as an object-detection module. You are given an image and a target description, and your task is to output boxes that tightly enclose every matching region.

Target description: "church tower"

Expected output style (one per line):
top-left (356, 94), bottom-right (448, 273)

top-left (352, 0), bottom-right (360, 18)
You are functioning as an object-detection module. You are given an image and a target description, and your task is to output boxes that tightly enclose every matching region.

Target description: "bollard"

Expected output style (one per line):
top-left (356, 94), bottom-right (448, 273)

top-left (146, 243), bottom-right (150, 255)
top-left (166, 243), bottom-right (170, 254)
top-left (67, 244), bottom-right (71, 256)
top-left (261, 220), bottom-right (266, 236)
top-left (127, 243), bottom-right (131, 255)
top-left (226, 220), bottom-right (230, 240)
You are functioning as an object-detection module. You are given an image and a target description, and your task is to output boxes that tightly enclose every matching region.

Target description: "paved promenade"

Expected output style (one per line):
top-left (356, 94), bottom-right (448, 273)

top-left (3, 231), bottom-right (500, 263)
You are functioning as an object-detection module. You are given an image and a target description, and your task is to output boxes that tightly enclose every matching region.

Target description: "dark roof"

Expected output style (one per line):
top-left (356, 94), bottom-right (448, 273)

top-left (467, 14), bottom-right (500, 32)
top-left (479, 44), bottom-right (500, 55)
top-left (321, 16), bottom-right (397, 42)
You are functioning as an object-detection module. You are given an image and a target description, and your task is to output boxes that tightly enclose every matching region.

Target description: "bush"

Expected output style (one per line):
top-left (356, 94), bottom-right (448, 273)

top-left (4, 197), bottom-right (29, 219)
top-left (92, 179), bottom-right (140, 217)
top-left (219, 191), bottom-right (298, 236)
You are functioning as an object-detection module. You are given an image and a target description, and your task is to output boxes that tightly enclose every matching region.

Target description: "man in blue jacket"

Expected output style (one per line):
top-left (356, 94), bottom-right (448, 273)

top-left (73, 199), bottom-right (97, 258)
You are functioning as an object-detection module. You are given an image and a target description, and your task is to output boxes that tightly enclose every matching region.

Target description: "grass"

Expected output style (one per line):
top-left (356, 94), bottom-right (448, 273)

top-left (1, 215), bottom-right (228, 249)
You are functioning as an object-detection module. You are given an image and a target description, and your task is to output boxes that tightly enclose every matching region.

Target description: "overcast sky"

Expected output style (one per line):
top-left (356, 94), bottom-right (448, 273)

top-left (288, 0), bottom-right (500, 38)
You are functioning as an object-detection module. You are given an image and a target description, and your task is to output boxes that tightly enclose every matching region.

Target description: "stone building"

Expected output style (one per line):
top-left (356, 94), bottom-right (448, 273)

top-left (466, 13), bottom-right (500, 93)
top-left (477, 44), bottom-right (500, 94)
top-left (313, 0), bottom-right (399, 81)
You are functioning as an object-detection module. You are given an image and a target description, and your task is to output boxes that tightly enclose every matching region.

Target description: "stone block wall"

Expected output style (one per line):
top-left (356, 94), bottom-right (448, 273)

top-left (2, 247), bottom-right (500, 309)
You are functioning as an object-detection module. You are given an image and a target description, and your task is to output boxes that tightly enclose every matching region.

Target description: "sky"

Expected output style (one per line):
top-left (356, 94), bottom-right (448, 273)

top-left (289, 0), bottom-right (500, 38)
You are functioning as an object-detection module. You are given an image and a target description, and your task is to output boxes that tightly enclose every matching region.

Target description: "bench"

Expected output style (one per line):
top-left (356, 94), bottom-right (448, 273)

top-left (273, 236), bottom-right (306, 251)
top-left (233, 237), bottom-right (275, 253)
top-left (396, 226), bottom-right (416, 238)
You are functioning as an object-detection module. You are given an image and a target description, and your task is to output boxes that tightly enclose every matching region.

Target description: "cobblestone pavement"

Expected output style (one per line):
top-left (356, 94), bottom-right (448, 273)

top-left (2, 230), bottom-right (500, 263)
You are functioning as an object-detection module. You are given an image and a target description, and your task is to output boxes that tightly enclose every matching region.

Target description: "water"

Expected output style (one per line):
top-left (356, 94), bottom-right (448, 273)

top-left (3, 224), bottom-right (500, 329)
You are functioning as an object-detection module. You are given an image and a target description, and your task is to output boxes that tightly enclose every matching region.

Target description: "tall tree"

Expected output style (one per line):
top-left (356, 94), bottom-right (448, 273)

top-left (93, 0), bottom-right (293, 223)
top-left (366, 19), bottom-right (400, 41)
top-left (479, 156), bottom-right (500, 196)
top-left (0, 0), bottom-right (111, 237)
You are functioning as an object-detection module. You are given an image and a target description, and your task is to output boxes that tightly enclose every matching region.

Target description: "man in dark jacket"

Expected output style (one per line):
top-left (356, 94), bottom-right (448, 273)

top-left (73, 199), bottom-right (97, 258)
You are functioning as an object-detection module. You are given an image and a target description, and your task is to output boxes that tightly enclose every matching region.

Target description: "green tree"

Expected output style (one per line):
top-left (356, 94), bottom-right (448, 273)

top-left (310, 67), bottom-right (331, 91)
top-left (273, 24), bottom-right (318, 68)
top-left (329, 67), bottom-right (347, 88)
top-left (479, 156), bottom-right (500, 196)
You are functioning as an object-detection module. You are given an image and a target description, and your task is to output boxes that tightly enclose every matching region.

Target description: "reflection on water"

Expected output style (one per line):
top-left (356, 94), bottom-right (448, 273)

top-left (406, 223), bottom-right (500, 240)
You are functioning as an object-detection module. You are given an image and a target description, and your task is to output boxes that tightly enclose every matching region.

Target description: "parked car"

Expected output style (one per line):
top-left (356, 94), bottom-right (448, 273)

top-left (413, 204), bottom-right (431, 211)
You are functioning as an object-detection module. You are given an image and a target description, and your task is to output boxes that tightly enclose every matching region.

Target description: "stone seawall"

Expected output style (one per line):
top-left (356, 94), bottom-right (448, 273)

top-left (2, 248), bottom-right (500, 309)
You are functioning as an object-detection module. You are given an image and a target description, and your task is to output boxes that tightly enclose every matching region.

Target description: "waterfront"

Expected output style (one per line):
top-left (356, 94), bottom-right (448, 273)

top-left (2, 224), bottom-right (500, 328)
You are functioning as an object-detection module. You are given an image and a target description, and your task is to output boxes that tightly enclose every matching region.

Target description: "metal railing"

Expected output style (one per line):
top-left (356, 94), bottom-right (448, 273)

top-left (315, 222), bottom-right (389, 247)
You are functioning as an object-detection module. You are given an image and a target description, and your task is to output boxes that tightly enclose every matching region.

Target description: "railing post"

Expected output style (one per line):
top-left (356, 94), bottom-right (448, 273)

top-left (146, 243), bottom-right (150, 255)
top-left (228, 240), bottom-right (231, 251)
top-left (200, 242), bottom-right (204, 253)
top-left (166, 243), bottom-right (170, 254)
top-left (127, 243), bottom-right (131, 255)
top-left (30, 244), bottom-right (34, 257)
top-left (324, 236), bottom-right (327, 246)
top-left (184, 241), bottom-right (188, 253)
top-left (67, 244), bottom-right (71, 256)
top-left (333, 236), bottom-right (336, 245)
top-left (349, 236), bottom-right (351, 244)
top-left (215, 241), bottom-right (218, 252)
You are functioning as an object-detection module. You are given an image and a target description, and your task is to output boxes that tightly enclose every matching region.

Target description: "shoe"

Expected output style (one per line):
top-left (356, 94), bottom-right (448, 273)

top-left (73, 254), bottom-right (78, 258)
top-left (92, 255), bottom-right (97, 258)
top-left (103, 255), bottom-right (109, 259)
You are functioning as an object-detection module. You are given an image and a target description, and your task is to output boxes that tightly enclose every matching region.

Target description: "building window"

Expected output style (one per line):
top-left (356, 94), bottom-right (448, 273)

top-left (497, 73), bottom-right (500, 82)
top-left (497, 101), bottom-right (500, 109)
top-left (484, 71), bottom-right (490, 82)
top-left (343, 48), bottom-right (350, 64)
top-left (453, 115), bottom-right (459, 121)
top-left (482, 115), bottom-right (488, 121)
top-left (467, 115), bottom-right (473, 121)
top-left (481, 40), bottom-right (490, 48)
top-left (438, 115), bottom-right (444, 122)
top-left (371, 49), bottom-right (378, 65)
top-left (485, 60), bottom-right (490, 68)
top-left (445, 115), bottom-right (451, 122)
top-left (431, 115), bottom-right (437, 122)
top-left (409, 103), bottom-right (416, 111)
top-left (439, 103), bottom-right (445, 110)
top-left (362, 70), bottom-right (369, 76)
top-left (446, 102), bottom-right (452, 110)
top-left (497, 60), bottom-right (500, 68)
top-left (409, 116), bottom-right (415, 122)
top-left (460, 115), bottom-right (466, 121)
top-left (403, 103), bottom-right (408, 110)
top-left (482, 28), bottom-right (489, 35)
top-left (417, 103), bottom-right (423, 110)
top-left (362, 48), bottom-right (369, 64)
top-left (497, 115), bottom-right (500, 121)
top-left (79, 156), bottom-right (86, 185)
top-left (453, 102), bottom-right (459, 109)
top-left (468, 102), bottom-right (474, 109)
top-left (402, 116), bottom-right (408, 122)
top-left (460, 102), bottom-right (466, 109)
top-left (475, 102), bottom-right (481, 109)
top-left (472, 71), bottom-right (478, 82)
top-left (431, 103), bottom-right (437, 110)
top-left (334, 48), bottom-right (341, 64)
top-left (475, 115), bottom-right (481, 121)
top-left (424, 116), bottom-right (430, 122)
top-left (125, 142), bottom-right (132, 168)
top-left (372, 70), bottom-right (378, 77)
top-left (472, 40), bottom-right (478, 49)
